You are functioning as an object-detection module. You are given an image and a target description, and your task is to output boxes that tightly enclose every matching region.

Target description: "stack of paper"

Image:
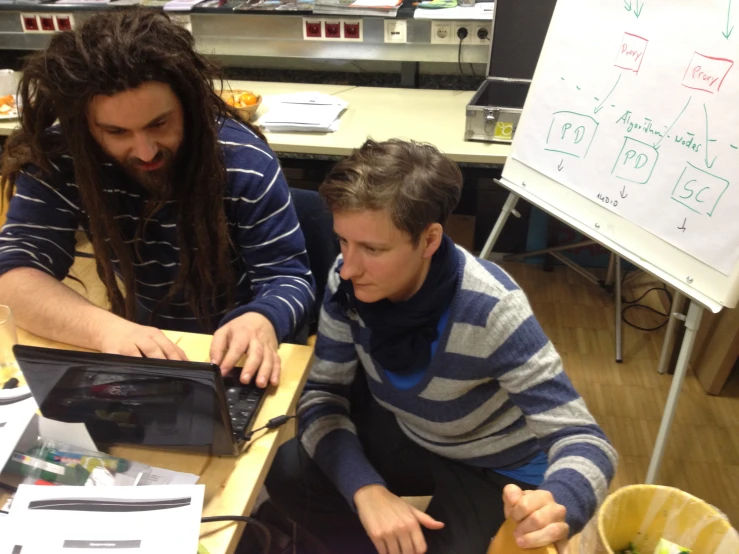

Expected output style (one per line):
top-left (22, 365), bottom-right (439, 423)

top-left (1, 484), bottom-right (205, 554)
top-left (413, 1), bottom-right (493, 19)
top-left (0, 498), bottom-right (7, 542)
top-left (163, 0), bottom-right (204, 10)
top-left (313, 0), bottom-right (401, 17)
top-left (258, 92), bottom-right (348, 133)
top-left (0, 397), bottom-right (37, 472)
top-left (53, 0), bottom-right (111, 5)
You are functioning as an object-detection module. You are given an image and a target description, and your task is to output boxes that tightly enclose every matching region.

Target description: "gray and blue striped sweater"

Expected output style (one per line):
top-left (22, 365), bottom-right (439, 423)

top-left (0, 119), bottom-right (315, 340)
top-left (299, 247), bottom-right (617, 535)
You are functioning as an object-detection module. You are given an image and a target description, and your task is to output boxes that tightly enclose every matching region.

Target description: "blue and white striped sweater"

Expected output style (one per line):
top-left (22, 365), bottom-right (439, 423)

top-left (299, 247), bottom-right (617, 535)
top-left (0, 118), bottom-right (315, 340)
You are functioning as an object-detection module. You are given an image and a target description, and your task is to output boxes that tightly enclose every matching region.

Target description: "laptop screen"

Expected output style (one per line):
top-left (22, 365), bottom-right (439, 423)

top-left (13, 345), bottom-right (236, 455)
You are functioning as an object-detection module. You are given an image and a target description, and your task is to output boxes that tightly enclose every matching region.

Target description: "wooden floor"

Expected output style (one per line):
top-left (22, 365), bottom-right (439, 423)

top-left (60, 251), bottom-right (739, 534)
top-left (500, 261), bottom-right (739, 529)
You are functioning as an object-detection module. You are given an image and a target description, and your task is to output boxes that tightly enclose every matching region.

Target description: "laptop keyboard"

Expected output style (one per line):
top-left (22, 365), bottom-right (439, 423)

top-left (225, 381), bottom-right (267, 440)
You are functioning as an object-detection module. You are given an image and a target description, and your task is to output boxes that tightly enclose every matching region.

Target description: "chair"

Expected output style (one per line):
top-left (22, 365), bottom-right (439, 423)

top-left (289, 187), bottom-right (339, 335)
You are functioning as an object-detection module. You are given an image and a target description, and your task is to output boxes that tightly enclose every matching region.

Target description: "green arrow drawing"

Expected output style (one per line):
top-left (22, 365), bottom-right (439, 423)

top-left (723, 0), bottom-right (734, 38)
top-left (594, 74), bottom-right (621, 114)
top-left (634, 0), bottom-right (644, 18)
top-left (704, 104), bottom-right (718, 168)
top-left (654, 96), bottom-right (692, 150)
top-left (624, 0), bottom-right (644, 18)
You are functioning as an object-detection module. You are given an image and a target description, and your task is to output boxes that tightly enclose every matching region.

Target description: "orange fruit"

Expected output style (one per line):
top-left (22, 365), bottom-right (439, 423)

top-left (240, 92), bottom-right (258, 106)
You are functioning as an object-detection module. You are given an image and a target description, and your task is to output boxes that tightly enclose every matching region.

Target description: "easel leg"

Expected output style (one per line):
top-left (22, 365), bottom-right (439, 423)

top-left (479, 192), bottom-right (520, 260)
top-left (615, 255), bottom-right (623, 363)
top-left (657, 290), bottom-right (685, 375)
top-left (645, 300), bottom-right (703, 484)
top-left (605, 253), bottom-right (615, 286)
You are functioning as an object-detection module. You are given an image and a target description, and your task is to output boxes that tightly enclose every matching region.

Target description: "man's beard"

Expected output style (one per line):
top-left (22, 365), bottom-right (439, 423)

top-left (123, 148), bottom-right (176, 201)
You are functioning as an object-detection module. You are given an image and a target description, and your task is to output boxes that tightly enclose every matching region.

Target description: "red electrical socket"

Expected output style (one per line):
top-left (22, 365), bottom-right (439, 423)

top-left (39, 15), bottom-right (55, 32)
top-left (343, 21), bottom-right (361, 39)
top-left (55, 16), bottom-right (72, 31)
top-left (324, 21), bottom-right (341, 39)
top-left (22, 15), bottom-right (39, 32)
top-left (304, 19), bottom-right (322, 38)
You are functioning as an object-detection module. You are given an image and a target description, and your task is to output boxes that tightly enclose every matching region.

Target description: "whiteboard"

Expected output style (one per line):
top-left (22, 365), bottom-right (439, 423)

top-left (505, 0), bottom-right (739, 310)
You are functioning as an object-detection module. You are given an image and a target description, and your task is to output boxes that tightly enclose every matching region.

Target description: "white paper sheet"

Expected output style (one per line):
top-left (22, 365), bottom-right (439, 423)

top-left (2, 484), bottom-right (204, 554)
top-left (258, 92), bottom-right (347, 133)
top-left (350, 0), bottom-right (399, 6)
top-left (0, 506), bottom-right (7, 541)
top-left (0, 397), bottom-right (37, 472)
top-left (510, 0), bottom-right (739, 275)
top-left (10, 412), bottom-right (98, 461)
top-left (413, 2), bottom-right (493, 20)
top-left (54, 0), bottom-right (110, 4)
top-left (163, 0), bottom-right (202, 11)
top-left (37, 417), bottom-right (97, 452)
top-left (142, 467), bottom-right (199, 486)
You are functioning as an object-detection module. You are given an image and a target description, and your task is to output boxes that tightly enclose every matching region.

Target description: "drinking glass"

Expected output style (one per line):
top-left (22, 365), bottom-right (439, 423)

top-left (0, 305), bottom-right (20, 384)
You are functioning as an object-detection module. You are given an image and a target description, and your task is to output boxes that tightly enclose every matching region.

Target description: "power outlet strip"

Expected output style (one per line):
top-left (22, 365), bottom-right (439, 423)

top-left (303, 17), bottom-right (364, 41)
top-left (432, 20), bottom-right (491, 45)
top-left (20, 13), bottom-right (75, 33)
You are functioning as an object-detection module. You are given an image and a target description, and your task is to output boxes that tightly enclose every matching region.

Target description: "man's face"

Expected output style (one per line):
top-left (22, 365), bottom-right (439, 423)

top-left (333, 209), bottom-right (439, 304)
top-left (87, 81), bottom-right (185, 197)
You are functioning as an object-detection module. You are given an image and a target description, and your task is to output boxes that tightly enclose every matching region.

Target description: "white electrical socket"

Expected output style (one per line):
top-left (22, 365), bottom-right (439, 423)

top-left (470, 22), bottom-right (492, 45)
top-left (430, 21), bottom-right (453, 44)
top-left (452, 22), bottom-right (472, 44)
top-left (384, 19), bottom-right (407, 43)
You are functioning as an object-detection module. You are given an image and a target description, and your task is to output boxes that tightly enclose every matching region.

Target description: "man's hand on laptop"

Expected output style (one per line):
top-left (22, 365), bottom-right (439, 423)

top-left (99, 320), bottom-right (189, 361)
top-left (210, 312), bottom-right (280, 389)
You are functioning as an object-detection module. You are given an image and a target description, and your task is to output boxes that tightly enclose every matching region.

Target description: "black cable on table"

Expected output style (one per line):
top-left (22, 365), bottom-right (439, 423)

top-left (243, 414), bottom-right (295, 442)
top-left (202, 515), bottom-right (271, 554)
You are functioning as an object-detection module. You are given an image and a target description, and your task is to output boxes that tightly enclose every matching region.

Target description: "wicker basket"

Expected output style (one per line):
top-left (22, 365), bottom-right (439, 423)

top-left (594, 485), bottom-right (738, 554)
top-left (221, 90), bottom-right (262, 120)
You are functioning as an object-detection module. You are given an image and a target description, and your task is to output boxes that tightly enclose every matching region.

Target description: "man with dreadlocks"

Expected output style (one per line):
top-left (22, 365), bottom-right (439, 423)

top-left (0, 9), bottom-right (315, 388)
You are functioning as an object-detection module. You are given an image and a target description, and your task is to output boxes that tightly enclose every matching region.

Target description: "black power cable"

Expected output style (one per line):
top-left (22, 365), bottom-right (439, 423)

top-left (457, 27), bottom-right (468, 76)
top-left (202, 516), bottom-right (271, 554)
top-left (620, 270), bottom-right (673, 332)
top-left (243, 414), bottom-right (295, 442)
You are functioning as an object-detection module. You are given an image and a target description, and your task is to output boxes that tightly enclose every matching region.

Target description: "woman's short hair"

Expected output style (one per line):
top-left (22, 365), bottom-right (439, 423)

top-left (319, 139), bottom-right (463, 243)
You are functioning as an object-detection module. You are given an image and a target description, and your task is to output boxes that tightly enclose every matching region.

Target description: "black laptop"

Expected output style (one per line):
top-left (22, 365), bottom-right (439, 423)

top-left (13, 344), bottom-right (267, 456)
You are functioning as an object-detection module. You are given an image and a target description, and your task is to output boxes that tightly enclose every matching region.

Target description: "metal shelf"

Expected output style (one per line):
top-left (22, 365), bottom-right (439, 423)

top-left (0, 10), bottom-right (490, 64)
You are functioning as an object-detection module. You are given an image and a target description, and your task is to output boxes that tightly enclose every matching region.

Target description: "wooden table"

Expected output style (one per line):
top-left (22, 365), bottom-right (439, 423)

top-left (0, 80), bottom-right (512, 165)
top-left (6, 328), bottom-right (314, 554)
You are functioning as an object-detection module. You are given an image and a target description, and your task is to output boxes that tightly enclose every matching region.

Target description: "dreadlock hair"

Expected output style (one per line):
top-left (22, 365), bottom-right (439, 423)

top-left (1, 8), bottom-right (266, 331)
